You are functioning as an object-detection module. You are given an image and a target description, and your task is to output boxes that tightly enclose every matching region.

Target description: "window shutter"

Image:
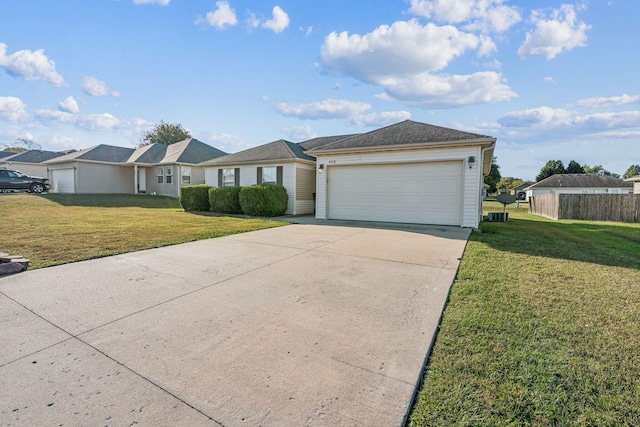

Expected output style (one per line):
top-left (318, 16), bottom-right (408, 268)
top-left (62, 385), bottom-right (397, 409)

top-left (218, 169), bottom-right (222, 187)
top-left (234, 168), bottom-right (240, 186)
top-left (257, 167), bottom-right (262, 184)
top-left (276, 166), bottom-right (283, 185)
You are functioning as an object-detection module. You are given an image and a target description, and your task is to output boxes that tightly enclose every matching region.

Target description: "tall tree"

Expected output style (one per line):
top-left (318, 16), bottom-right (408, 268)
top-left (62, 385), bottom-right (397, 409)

top-left (623, 164), bottom-right (640, 179)
top-left (1, 138), bottom-right (42, 153)
top-left (583, 164), bottom-right (620, 178)
top-left (484, 156), bottom-right (501, 194)
top-left (536, 160), bottom-right (566, 182)
top-left (497, 177), bottom-right (524, 194)
top-left (566, 160), bottom-right (584, 174)
top-left (138, 121), bottom-right (191, 147)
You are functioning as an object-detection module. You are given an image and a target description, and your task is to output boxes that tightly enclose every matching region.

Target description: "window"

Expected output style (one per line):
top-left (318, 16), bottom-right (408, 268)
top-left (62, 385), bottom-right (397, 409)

top-left (166, 166), bottom-right (173, 184)
top-left (222, 168), bottom-right (235, 187)
top-left (262, 166), bottom-right (277, 184)
top-left (157, 167), bottom-right (164, 184)
top-left (182, 166), bottom-right (191, 184)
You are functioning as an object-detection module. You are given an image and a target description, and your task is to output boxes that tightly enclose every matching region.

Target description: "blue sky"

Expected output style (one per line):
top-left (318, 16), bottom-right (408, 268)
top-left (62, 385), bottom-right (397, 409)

top-left (0, 0), bottom-right (638, 180)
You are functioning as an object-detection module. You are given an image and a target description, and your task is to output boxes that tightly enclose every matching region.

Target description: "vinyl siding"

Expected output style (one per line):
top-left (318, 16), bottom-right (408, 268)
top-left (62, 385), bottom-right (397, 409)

top-left (295, 164), bottom-right (316, 215)
top-left (204, 163), bottom-right (306, 214)
top-left (75, 163), bottom-right (133, 194)
top-left (0, 163), bottom-right (48, 178)
top-left (315, 145), bottom-right (485, 228)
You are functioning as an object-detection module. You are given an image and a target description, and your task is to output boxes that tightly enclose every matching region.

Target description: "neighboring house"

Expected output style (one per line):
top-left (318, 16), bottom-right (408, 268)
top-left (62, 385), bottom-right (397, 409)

top-left (525, 174), bottom-right (633, 201)
top-left (510, 181), bottom-right (533, 200)
top-left (306, 120), bottom-right (496, 229)
top-left (202, 139), bottom-right (320, 215)
top-left (624, 175), bottom-right (640, 194)
top-left (0, 150), bottom-right (68, 177)
top-left (45, 138), bottom-right (226, 197)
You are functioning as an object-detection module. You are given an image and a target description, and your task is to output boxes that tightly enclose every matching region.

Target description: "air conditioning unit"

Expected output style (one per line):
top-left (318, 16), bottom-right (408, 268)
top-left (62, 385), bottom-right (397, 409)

top-left (488, 212), bottom-right (509, 222)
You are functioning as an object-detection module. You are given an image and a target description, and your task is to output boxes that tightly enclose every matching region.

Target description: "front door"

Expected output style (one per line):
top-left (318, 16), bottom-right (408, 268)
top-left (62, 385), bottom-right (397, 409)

top-left (138, 168), bottom-right (146, 193)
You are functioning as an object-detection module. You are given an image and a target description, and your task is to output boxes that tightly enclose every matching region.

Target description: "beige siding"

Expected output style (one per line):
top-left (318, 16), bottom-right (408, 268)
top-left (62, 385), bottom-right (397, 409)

top-left (75, 163), bottom-right (134, 194)
top-left (0, 163), bottom-right (48, 178)
top-left (315, 145), bottom-right (484, 228)
top-left (635, 182), bottom-right (640, 194)
top-left (295, 164), bottom-right (316, 215)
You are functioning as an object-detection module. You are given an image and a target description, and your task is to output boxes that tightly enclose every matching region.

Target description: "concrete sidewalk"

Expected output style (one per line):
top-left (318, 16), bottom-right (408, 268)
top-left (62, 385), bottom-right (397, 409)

top-left (1, 223), bottom-right (470, 426)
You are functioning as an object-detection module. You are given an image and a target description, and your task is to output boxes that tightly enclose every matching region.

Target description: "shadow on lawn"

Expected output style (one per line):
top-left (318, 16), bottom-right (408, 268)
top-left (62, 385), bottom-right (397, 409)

top-left (40, 193), bottom-right (181, 209)
top-left (478, 217), bottom-right (640, 270)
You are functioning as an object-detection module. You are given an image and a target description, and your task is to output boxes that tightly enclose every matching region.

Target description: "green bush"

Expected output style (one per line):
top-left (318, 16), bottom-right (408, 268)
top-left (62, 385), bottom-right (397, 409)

top-left (179, 185), bottom-right (211, 211)
top-left (239, 184), bottom-right (288, 217)
top-left (209, 186), bottom-right (242, 214)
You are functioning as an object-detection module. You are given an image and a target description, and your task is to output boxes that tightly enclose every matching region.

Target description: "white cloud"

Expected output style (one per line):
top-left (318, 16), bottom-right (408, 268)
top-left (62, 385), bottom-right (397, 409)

top-left (35, 109), bottom-right (150, 137)
top-left (198, 1), bottom-right (238, 30)
top-left (262, 6), bottom-right (290, 33)
top-left (245, 11), bottom-right (261, 30)
top-left (275, 98), bottom-right (411, 128)
top-left (196, 131), bottom-right (253, 153)
top-left (300, 26), bottom-right (313, 37)
top-left (544, 76), bottom-right (555, 83)
top-left (407, 0), bottom-right (521, 33)
top-left (275, 99), bottom-right (371, 120)
top-left (0, 43), bottom-right (64, 86)
top-left (0, 96), bottom-right (29, 122)
top-left (349, 111), bottom-right (411, 127)
top-left (573, 94), bottom-right (640, 108)
top-left (281, 125), bottom-right (317, 141)
top-left (320, 20), bottom-right (514, 107)
top-left (82, 76), bottom-right (120, 97)
top-left (133, 0), bottom-right (170, 5)
top-left (518, 4), bottom-right (591, 60)
top-left (498, 106), bottom-right (640, 133)
top-left (381, 71), bottom-right (516, 108)
top-left (58, 96), bottom-right (79, 114)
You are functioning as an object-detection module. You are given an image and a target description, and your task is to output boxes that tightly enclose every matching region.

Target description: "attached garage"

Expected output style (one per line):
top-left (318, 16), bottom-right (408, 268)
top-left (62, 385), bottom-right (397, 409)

top-left (51, 168), bottom-right (75, 193)
top-left (327, 161), bottom-right (463, 225)
top-left (308, 120), bottom-right (496, 229)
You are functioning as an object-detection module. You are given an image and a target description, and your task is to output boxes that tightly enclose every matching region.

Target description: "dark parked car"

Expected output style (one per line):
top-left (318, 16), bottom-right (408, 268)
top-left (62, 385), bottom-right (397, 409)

top-left (0, 169), bottom-right (51, 193)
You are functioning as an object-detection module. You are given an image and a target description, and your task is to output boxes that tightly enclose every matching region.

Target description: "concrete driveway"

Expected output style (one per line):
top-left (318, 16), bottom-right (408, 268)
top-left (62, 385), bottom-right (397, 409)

top-left (0, 223), bottom-right (470, 426)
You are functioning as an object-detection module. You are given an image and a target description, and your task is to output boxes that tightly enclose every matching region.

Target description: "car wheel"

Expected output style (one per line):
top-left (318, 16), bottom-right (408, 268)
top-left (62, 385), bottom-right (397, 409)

top-left (30, 183), bottom-right (45, 194)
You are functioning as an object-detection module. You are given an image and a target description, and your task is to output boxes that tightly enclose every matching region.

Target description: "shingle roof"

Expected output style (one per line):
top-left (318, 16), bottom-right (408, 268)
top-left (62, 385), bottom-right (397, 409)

top-left (201, 139), bottom-right (314, 166)
top-left (298, 134), bottom-right (360, 151)
top-left (2, 149), bottom-right (67, 163)
top-left (307, 120), bottom-right (495, 153)
top-left (527, 174), bottom-right (633, 189)
top-left (0, 151), bottom-right (15, 160)
top-left (45, 145), bottom-right (134, 163)
top-left (129, 138), bottom-right (227, 165)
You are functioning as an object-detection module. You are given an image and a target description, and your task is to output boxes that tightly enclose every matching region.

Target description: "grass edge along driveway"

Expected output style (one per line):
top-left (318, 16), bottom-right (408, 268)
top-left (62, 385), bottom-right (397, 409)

top-left (1, 194), bottom-right (285, 269)
top-left (409, 201), bottom-right (640, 426)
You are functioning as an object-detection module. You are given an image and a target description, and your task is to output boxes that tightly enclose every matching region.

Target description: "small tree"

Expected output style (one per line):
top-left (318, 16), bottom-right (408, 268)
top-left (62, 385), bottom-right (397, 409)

top-left (497, 177), bottom-right (524, 194)
top-left (583, 164), bottom-right (620, 178)
top-left (536, 160), bottom-right (566, 181)
top-left (484, 156), bottom-right (501, 194)
top-left (2, 138), bottom-right (42, 153)
top-left (566, 160), bottom-right (584, 174)
top-left (138, 120), bottom-right (191, 147)
top-left (623, 164), bottom-right (640, 179)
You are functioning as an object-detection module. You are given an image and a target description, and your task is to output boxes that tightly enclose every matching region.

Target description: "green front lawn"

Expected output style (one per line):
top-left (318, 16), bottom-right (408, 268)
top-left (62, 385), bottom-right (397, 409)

top-left (1, 193), bottom-right (285, 269)
top-left (410, 201), bottom-right (640, 425)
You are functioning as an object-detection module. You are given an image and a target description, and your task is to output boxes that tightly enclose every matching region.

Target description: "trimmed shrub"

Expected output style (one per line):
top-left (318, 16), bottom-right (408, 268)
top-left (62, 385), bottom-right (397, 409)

top-left (239, 184), bottom-right (288, 217)
top-left (179, 185), bottom-right (211, 211)
top-left (209, 186), bottom-right (242, 214)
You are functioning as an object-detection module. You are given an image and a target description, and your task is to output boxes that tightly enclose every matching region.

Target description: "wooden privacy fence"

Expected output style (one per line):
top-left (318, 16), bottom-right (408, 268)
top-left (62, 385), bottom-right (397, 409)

top-left (529, 194), bottom-right (640, 222)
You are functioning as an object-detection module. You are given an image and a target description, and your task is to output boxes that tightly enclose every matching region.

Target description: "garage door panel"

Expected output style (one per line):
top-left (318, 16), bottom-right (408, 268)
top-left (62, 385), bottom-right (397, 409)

top-left (52, 169), bottom-right (75, 193)
top-left (327, 162), bottom-right (462, 226)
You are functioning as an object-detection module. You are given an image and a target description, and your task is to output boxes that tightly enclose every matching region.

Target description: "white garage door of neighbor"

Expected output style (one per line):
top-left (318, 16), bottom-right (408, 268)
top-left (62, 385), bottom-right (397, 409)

top-left (52, 169), bottom-right (75, 193)
top-left (327, 161), bottom-right (463, 225)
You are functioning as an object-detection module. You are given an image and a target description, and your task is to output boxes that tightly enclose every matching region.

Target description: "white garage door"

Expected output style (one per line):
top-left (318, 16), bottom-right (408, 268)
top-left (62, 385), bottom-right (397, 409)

top-left (52, 169), bottom-right (75, 193)
top-left (328, 161), bottom-right (463, 225)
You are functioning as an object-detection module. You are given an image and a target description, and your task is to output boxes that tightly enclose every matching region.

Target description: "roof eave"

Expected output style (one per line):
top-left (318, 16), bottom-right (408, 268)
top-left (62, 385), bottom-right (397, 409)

top-left (202, 158), bottom-right (315, 167)
top-left (305, 137), bottom-right (496, 156)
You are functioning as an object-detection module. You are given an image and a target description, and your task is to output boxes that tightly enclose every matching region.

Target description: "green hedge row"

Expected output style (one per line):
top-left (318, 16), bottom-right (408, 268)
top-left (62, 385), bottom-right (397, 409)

top-left (179, 185), bottom-right (211, 211)
top-left (180, 184), bottom-right (288, 217)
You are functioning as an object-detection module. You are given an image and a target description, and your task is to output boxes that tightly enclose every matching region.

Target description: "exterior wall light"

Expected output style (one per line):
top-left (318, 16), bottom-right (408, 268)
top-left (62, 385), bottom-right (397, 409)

top-left (468, 156), bottom-right (476, 168)
top-left (319, 164), bottom-right (325, 173)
